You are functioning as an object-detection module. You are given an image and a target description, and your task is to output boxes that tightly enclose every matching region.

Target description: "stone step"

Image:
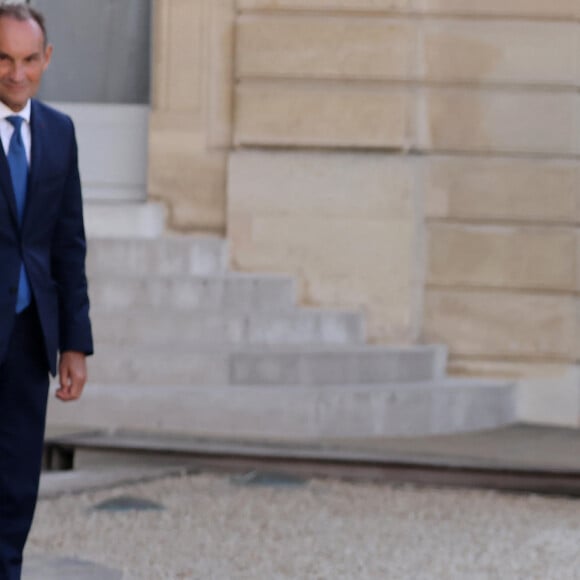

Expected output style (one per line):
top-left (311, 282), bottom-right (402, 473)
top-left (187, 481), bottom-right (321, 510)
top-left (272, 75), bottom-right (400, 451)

top-left (90, 307), bottom-right (366, 346)
top-left (46, 379), bottom-right (516, 438)
top-left (86, 344), bottom-right (446, 386)
top-left (86, 235), bottom-right (228, 276)
top-left (84, 202), bottom-right (166, 239)
top-left (88, 274), bottom-right (296, 311)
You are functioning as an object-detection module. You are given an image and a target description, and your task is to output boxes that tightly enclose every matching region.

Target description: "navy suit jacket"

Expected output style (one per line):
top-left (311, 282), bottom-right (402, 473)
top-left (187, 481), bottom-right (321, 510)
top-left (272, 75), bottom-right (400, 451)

top-left (0, 99), bottom-right (93, 376)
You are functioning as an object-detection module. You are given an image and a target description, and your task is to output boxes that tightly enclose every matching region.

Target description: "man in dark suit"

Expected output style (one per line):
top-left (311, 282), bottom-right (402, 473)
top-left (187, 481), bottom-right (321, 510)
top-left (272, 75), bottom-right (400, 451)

top-left (0, 5), bottom-right (93, 579)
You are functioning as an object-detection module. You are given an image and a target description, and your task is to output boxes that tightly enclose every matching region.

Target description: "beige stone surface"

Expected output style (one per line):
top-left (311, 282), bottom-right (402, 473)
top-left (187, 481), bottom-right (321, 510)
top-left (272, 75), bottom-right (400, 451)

top-left (207, 0), bottom-right (236, 148)
top-left (242, 216), bottom-right (417, 342)
top-left (235, 83), bottom-right (413, 148)
top-left (236, 15), bottom-right (577, 86)
top-left (239, 0), bottom-right (578, 17)
top-left (425, 157), bottom-right (580, 224)
top-left (152, 0), bottom-right (205, 113)
top-left (238, 0), bottom-right (413, 11)
top-left (229, 149), bottom-right (416, 219)
top-left (149, 0), bottom-right (235, 233)
top-left (423, 289), bottom-right (577, 360)
top-left (427, 224), bottom-right (577, 291)
top-left (447, 359), bottom-right (576, 381)
top-left (577, 229), bottom-right (580, 292)
top-left (148, 114), bottom-right (227, 232)
top-left (236, 15), bottom-right (416, 80)
top-left (421, 89), bottom-right (579, 155)
top-left (151, 0), bottom-right (168, 109)
top-left (418, 0), bottom-right (579, 18)
top-left (228, 151), bottom-right (423, 342)
top-left (423, 20), bottom-right (578, 85)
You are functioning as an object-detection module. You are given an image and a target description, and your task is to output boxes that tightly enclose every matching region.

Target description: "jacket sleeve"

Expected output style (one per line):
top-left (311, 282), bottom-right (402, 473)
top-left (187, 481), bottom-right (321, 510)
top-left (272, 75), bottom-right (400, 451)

top-left (50, 117), bottom-right (93, 355)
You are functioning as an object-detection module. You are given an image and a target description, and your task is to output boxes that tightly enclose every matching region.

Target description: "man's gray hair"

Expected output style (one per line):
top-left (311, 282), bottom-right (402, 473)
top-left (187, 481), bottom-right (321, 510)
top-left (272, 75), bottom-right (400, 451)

top-left (0, 3), bottom-right (47, 46)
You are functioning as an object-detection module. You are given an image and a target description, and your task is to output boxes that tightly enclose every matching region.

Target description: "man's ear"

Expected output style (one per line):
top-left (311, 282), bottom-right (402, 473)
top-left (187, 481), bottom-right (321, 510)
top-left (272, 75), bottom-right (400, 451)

top-left (42, 43), bottom-right (53, 70)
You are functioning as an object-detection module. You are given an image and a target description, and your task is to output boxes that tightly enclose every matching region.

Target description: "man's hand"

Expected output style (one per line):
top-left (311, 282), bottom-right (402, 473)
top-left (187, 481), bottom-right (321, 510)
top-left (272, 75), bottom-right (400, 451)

top-left (57, 351), bottom-right (87, 401)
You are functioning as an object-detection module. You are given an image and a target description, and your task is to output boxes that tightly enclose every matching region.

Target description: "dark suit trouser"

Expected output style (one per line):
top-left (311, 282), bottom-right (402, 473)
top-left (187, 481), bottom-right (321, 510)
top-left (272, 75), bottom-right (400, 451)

top-left (0, 305), bottom-right (50, 580)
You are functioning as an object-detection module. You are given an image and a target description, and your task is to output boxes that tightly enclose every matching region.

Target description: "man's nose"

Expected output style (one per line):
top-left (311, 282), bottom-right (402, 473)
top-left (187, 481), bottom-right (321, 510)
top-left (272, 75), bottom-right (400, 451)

top-left (10, 63), bottom-right (25, 81)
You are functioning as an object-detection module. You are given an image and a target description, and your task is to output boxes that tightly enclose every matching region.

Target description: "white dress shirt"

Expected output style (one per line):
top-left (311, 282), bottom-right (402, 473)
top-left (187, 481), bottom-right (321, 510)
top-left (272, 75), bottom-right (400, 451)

top-left (0, 100), bottom-right (32, 164)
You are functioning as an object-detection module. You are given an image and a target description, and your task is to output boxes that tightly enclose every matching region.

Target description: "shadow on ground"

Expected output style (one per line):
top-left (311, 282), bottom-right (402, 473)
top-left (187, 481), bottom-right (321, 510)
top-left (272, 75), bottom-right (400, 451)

top-left (24, 555), bottom-right (123, 580)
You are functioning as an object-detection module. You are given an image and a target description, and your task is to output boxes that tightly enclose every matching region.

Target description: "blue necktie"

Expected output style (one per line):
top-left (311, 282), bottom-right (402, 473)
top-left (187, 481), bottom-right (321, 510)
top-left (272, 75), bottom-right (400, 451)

top-left (7, 115), bottom-right (31, 313)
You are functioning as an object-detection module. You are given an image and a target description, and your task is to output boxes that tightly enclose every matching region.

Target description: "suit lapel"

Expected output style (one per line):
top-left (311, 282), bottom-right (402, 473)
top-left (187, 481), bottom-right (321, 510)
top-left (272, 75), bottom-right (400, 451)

top-left (22, 100), bottom-right (46, 227)
top-left (0, 126), bottom-right (18, 227)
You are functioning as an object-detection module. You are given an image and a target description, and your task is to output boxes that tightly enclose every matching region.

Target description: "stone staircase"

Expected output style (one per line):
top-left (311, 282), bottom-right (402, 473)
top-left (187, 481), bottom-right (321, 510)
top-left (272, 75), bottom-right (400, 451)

top-left (47, 234), bottom-right (516, 439)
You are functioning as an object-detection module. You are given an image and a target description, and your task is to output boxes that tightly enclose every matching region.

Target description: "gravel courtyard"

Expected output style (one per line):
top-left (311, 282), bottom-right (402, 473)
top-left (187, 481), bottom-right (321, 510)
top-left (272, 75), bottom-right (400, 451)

top-left (26, 472), bottom-right (580, 579)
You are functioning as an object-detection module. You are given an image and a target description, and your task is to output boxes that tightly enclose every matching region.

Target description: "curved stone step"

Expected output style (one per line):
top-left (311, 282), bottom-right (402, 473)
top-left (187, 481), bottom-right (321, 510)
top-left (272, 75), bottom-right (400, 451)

top-left (88, 274), bottom-right (296, 311)
top-left (46, 379), bottom-right (516, 438)
top-left (87, 235), bottom-right (227, 276)
top-left (86, 344), bottom-right (447, 386)
top-left (90, 307), bottom-right (366, 346)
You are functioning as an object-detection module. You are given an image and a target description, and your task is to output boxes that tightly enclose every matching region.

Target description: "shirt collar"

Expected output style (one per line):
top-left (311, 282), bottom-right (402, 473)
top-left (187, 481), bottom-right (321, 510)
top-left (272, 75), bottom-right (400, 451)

top-left (0, 100), bottom-right (31, 123)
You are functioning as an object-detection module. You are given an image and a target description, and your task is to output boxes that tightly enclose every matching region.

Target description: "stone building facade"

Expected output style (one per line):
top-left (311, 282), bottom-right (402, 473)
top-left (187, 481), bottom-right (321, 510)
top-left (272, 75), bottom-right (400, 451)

top-left (148, 0), bottom-right (579, 425)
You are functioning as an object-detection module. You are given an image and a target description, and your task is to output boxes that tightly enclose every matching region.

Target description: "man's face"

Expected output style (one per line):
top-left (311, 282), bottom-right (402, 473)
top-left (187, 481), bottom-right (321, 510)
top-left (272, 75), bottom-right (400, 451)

top-left (0, 16), bottom-right (52, 112)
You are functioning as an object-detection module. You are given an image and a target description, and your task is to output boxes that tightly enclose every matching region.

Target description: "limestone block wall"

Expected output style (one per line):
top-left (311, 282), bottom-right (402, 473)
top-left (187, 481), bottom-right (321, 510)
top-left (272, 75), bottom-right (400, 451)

top-left (227, 0), bottom-right (580, 404)
top-left (151, 0), bottom-right (580, 420)
top-left (415, 3), bottom-right (580, 421)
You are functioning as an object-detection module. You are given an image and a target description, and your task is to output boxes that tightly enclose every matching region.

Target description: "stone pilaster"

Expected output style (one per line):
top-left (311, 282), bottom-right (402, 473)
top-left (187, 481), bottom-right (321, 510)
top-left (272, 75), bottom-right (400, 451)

top-left (149, 0), bottom-right (235, 232)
